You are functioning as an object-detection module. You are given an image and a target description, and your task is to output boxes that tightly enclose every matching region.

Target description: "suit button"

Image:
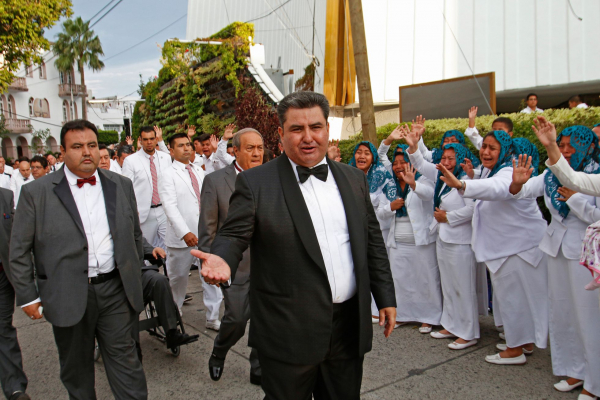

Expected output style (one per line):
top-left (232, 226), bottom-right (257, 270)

top-left (83, 269), bottom-right (88, 274)
top-left (83, 246), bottom-right (88, 251)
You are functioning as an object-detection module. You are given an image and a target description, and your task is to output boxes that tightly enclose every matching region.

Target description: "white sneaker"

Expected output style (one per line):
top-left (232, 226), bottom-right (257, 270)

top-left (394, 322), bottom-right (407, 328)
top-left (499, 332), bottom-right (506, 340)
top-left (578, 394), bottom-right (597, 400)
top-left (554, 380), bottom-right (583, 392)
top-left (496, 343), bottom-right (533, 355)
top-left (485, 353), bottom-right (527, 365)
top-left (206, 319), bottom-right (221, 331)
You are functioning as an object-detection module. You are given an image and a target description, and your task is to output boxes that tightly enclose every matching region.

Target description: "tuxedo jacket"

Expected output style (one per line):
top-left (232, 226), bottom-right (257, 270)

top-left (7, 168), bottom-right (145, 327)
top-left (211, 154), bottom-right (396, 365)
top-left (0, 188), bottom-right (13, 270)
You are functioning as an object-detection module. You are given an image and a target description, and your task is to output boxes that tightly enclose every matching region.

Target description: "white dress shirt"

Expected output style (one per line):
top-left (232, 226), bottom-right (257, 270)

top-left (64, 166), bottom-right (115, 278)
top-left (109, 159), bottom-right (122, 174)
top-left (216, 139), bottom-right (235, 167)
top-left (520, 106), bottom-right (544, 114)
top-left (576, 103), bottom-right (589, 109)
top-left (201, 153), bottom-right (223, 174)
top-left (10, 174), bottom-right (33, 208)
top-left (288, 157), bottom-right (356, 303)
top-left (0, 173), bottom-right (10, 190)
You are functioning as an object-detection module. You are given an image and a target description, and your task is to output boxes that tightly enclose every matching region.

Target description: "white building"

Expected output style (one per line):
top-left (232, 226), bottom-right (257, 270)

top-left (88, 96), bottom-right (137, 135)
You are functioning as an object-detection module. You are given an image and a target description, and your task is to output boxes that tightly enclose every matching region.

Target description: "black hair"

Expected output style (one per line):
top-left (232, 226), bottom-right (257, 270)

top-left (98, 143), bottom-right (107, 151)
top-left (169, 133), bottom-right (190, 148)
top-left (139, 126), bottom-right (155, 137)
top-left (30, 155), bottom-right (48, 169)
top-left (60, 119), bottom-right (99, 147)
top-left (492, 117), bottom-right (514, 133)
top-left (277, 91), bottom-right (330, 127)
top-left (198, 133), bottom-right (211, 142)
top-left (227, 143), bottom-right (233, 148)
top-left (569, 95), bottom-right (582, 103)
top-left (117, 145), bottom-right (134, 158)
top-left (526, 93), bottom-right (538, 101)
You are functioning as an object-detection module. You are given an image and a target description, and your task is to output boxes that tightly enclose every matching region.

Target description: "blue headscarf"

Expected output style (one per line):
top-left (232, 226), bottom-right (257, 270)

top-left (431, 129), bottom-right (481, 168)
top-left (349, 141), bottom-right (396, 201)
top-left (545, 126), bottom-right (600, 218)
top-left (391, 145), bottom-right (421, 217)
top-left (433, 144), bottom-right (468, 210)
top-left (486, 130), bottom-right (514, 178)
top-left (512, 137), bottom-right (540, 176)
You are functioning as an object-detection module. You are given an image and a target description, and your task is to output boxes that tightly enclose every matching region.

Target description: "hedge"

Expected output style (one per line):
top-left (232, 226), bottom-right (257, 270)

top-left (97, 130), bottom-right (119, 145)
top-left (339, 107), bottom-right (600, 176)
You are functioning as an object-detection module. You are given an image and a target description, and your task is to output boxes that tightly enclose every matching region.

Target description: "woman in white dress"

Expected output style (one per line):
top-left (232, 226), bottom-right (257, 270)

top-left (404, 130), bottom-right (483, 350)
top-left (438, 130), bottom-right (548, 365)
top-left (510, 125), bottom-right (600, 400)
top-left (376, 145), bottom-right (442, 333)
top-left (348, 141), bottom-right (396, 322)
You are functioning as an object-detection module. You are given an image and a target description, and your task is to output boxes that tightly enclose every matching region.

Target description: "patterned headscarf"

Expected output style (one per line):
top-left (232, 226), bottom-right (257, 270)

top-left (434, 144), bottom-right (468, 210)
top-left (349, 141), bottom-right (396, 201)
top-left (485, 130), bottom-right (514, 178)
top-left (544, 126), bottom-right (600, 218)
top-left (391, 145), bottom-right (421, 217)
top-left (512, 138), bottom-right (540, 176)
top-left (431, 129), bottom-right (481, 168)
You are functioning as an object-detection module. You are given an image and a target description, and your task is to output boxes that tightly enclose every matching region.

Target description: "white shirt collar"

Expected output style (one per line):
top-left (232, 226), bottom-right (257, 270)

top-left (64, 164), bottom-right (99, 187)
top-left (288, 156), bottom-right (328, 183)
top-left (141, 150), bottom-right (157, 160)
top-left (172, 159), bottom-right (190, 169)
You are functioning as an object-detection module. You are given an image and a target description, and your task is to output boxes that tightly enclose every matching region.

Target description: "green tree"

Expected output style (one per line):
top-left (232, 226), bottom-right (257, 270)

top-left (0, 0), bottom-right (72, 92)
top-left (53, 16), bottom-right (104, 120)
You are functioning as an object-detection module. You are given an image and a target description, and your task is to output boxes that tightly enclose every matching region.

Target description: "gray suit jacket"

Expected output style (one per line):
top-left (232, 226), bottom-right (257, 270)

top-left (0, 188), bottom-right (14, 271)
top-left (7, 168), bottom-right (145, 327)
top-left (198, 163), bottom-right (250, 284)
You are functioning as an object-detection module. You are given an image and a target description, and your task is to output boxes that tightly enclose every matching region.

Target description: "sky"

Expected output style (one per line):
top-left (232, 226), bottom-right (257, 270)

top-left (44, 0), bottom-right (189, 99)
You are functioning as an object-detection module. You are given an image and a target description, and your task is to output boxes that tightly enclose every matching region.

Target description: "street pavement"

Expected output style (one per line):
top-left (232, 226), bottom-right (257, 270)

top-left (15, 275), bottom-right (578, 400)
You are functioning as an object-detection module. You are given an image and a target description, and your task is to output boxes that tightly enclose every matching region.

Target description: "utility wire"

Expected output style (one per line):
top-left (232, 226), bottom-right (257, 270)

top-left (245, 0), bottom-right (292, 23)
top-left (88, 0), bottom-right (118, 23)
top-left (11, 112), bottom-right (65, 128)
top-left (222, 0), bottom-right (231, 24)
top-left (90, 0), bottom-right (124, 28)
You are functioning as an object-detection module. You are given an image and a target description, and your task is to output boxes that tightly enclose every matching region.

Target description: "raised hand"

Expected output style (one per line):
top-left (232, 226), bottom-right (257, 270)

top-left (400, 164), bottom-right (417, 188)
top-left (557, 186), bottom-right (577, 202)
top-left (434, 207), bottom-right (448, 223)
top-left (125, 136), bottom-right (133, 146)
top-left (389, 198), bottom-right (405, 211)
top-left (468, 106), bottom-right (478, 128)
top-left (190, 250), bottom-right (232, 284)
top-left (209, 134), bottom-right (219, 154)
top-left (460, 158), bottom-right (474, 179)
top-left (153, 126), bottom-right (163, 142)
top-left (404, 127), bottom-right (419, 153)
top-left (532, 116), bottom-right (557, 148)
top-left (384, 124), bottom-right (406, 145)
top-left (508, 155), bottom-right (533, 195)
top-left (223, 124), bottom-right (237, 141)
top-left (187, 125), bottom-right (196, 139)
top-left (437, 163), bottom-right (462, 189)
top-left (411, 115), bottom-right (426, 139)
top-left (327, 140), bottom-right (341, 162)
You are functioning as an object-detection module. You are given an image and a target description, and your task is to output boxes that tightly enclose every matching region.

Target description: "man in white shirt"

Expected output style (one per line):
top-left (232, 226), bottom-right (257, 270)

top-left (192, 133), bottom-right (224, 174)
top-left (115, 145), bottom-right (134, 169)
top-left (157, 133), bottom-right (218, 317)
top-left (568, 95), bottom-right (589, 109)
top-left (520, 93), bottom-right (543, 113)
top-left (98, 144), bottom-right (112, 171)
top-left (215, 124), bottom-right (237, 167)
top-left (122, 126), bottom-right (171, 248)
top-left (9, 161), bottom-right (33, 208)
top-left (464, 106), bottom-right (514, 150)
top-left (46, 154), bottom-right (58, 173)
top-left (0, 157), bottom-right (11, 190)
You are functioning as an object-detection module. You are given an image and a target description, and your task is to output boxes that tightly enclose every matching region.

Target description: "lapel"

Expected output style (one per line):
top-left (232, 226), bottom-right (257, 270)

top-left (224, 164), bottom-right (236, 193)
top-left (138, 151), bottom-right (153, 187)
top-left (174, 163), bottom-right (197, 199)
top-left (98, 170), bottom-right (118, 238)
top-left (277, 154), bottom-right (326, 273)
top-left (52, 169), bottom-right (85, 236)
top-left (327, 158), bottom-right (365, 271)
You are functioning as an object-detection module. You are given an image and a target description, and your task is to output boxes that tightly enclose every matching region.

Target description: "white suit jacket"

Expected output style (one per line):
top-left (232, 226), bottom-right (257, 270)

top-left (463, 167), bottom-right (547, 271)
top-left (514, 169), bottom-right (600, 260)
top-left (121, 149), bottom-right (172, 223)
top-left (158, 160), bottom-right (205, 248)
top-left (377, 176), bottom-right (436, 248)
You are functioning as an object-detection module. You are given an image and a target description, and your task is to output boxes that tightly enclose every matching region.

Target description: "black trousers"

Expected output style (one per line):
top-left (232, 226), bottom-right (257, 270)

top-left (52, 276), bottom-right (147, 400)
top-left (141, 269), bottom-right (178, 333)
top-left (259, 296), bottom-right (364, 400)
top-left (0, 270), bottom-right (28, 399)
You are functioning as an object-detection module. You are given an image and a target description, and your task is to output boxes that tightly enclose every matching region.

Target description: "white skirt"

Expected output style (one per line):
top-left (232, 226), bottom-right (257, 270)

top-left (371, 228), bottom-right (390, 317)
top-left (391, 241), bottom-right (442, 325)
top-left (437, 239), bottom-right (480, 340)
top-left (548, 251), bottom-right (600, 395)
top-left (487, 254), bottom-right (548, 349)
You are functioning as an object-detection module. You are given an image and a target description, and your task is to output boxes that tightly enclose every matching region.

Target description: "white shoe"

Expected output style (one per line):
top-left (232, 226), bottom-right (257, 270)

top-left (206, 319), bottom-right (221, 331)
top-left (394, 322), bottom-right (406, 328)
top-left (578, 394), bottom-right (597, 400)
top-left (448, 340), bottom-right (477, 350)
top-left (430, 331), bottom-right (456, 339)
top-left (499, 332), bottom-right (506, 340)
top-left (418, 326), bottom-right (432, 334)
top-left (554, 380), bottom-right (583, 392)
top-left (495, 343), bottom-right (533, 355)
top-left (485, 353), bottom-right (527, 365)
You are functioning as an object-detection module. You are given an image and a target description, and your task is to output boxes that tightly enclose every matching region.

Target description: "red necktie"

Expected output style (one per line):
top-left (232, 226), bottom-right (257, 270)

top-left (76, 176), bottom-right (96, 188)
top-left (185, 164), bottom-right (201, 212)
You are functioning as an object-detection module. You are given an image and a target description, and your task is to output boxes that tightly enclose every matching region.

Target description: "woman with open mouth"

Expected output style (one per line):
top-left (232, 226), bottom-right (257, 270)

top-left (438, 130), bottom-right (548, 366)
top-left (402, 127), bottom-right (485, 351)
top-left (375, 144), bottom-right (442, 333)
top-left (509, 125), bottom-right (600, 400)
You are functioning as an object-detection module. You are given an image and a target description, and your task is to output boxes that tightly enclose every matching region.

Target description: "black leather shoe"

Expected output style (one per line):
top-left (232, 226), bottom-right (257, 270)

top-left (166, 329), bottom-right (199, 350)
top-left (250, 372), bottom-right (262, 386)
top-left (10, 392), bottom-right (31, 400)
top-left (209, 353), bottom-right (225, 381)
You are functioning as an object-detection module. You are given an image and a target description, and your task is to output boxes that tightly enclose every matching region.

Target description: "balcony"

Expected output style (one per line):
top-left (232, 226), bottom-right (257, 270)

top-left (8, 77), bottom-right (28, 91)
top-left (5, 118), bottom-right (32, 134)
top-left (58, 83), bottom-right (86, 97)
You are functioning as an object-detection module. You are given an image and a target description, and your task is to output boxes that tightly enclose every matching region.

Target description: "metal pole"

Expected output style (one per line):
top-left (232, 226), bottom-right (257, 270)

top-left (347, 0), bottom-right (377, 145)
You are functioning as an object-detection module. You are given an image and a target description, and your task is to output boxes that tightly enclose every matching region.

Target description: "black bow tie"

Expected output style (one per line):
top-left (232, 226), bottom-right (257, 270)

top-left (297, 164), bottom-right (328, 183)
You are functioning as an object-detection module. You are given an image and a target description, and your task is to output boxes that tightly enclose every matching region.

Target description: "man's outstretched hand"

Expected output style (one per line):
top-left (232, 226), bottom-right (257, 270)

top-left (190, 250), bottom-right (231, 284)
top-left (379, 307), bottom-right (396, 338)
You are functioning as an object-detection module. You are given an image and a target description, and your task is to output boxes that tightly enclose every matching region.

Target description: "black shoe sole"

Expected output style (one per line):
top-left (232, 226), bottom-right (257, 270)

top-left (250, 373), bottom-right (262, 386)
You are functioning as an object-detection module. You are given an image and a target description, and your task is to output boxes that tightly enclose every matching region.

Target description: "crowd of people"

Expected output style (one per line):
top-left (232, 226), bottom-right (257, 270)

top-left (0, 90), bottom-right (599, 400)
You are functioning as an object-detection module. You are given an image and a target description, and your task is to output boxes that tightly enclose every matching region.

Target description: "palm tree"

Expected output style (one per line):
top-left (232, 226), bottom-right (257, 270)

top-left (53, 17), bottom-right (104, 120)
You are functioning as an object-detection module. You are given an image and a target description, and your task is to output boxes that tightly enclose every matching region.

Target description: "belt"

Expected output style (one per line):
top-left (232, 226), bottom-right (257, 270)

top-left (88, 268), bottom-right (119, 285)
top-left (150, 203), bottom-right (162, 208)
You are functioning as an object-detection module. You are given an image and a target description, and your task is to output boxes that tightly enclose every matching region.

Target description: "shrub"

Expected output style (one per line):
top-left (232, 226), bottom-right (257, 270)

top-left (97, 130), bottom-right (119, 145)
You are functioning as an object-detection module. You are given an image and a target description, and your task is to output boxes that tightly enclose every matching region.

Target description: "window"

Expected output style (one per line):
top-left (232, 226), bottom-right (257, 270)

top-left (71, 101), bottom-right (77, 119)
top-left (62, 100), bottom-right (69, 122)
top-left (0, 96), bottom-right (4, 118)
top-left (43, 99), bottom-right (50, 118)
top-left (26, 65), bottom-right (33, 77)
top-left (59, 71), bottom-right (64, 84)
top-left (39, 62), bottom-right (46, 79)
top-left (28, 98), bottom-right (34, 117)
top-left (7, 96), bottom-right (15, 119)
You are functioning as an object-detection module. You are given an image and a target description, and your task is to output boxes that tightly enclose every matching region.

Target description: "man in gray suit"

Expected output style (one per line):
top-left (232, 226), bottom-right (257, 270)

top-left (199, 128), bottom-right (264, 385)
top-left (0, 188), bottom-right (30, 400)
top-left (7, 120), bottom-right (147, 399)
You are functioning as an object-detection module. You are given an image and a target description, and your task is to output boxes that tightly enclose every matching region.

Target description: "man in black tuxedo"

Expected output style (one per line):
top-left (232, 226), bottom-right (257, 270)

top-left (193, 91), bottom-right (396, 399)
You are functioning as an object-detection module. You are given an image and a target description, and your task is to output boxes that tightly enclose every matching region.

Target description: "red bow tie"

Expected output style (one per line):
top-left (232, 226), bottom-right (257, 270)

top-left (76, 176), bottom-right (96, 188)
